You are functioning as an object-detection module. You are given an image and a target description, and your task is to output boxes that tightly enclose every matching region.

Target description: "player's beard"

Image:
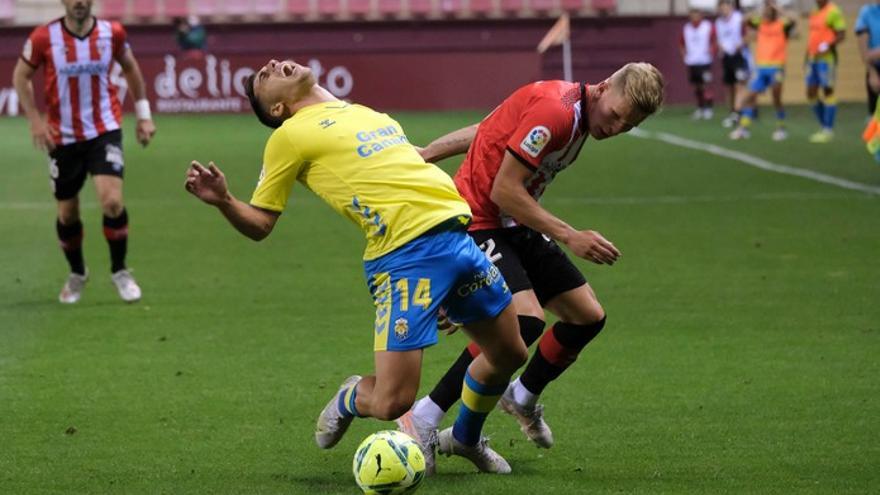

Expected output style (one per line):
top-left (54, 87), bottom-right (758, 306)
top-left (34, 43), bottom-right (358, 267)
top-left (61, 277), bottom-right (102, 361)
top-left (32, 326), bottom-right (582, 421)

top-left (68, 3), bottom-right (92, 23)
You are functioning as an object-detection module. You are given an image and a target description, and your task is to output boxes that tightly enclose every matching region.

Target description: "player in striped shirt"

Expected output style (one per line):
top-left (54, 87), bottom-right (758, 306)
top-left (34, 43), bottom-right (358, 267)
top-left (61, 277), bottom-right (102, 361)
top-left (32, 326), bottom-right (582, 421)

top-left (12, 0), bottom-right (156, 304)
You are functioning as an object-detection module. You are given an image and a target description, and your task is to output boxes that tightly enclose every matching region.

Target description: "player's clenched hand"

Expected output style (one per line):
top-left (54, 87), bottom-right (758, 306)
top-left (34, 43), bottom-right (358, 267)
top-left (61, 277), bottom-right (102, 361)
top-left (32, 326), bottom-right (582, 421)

top-left (136, 119), bottom-right (156, 147)
top-left (185, 160), bottom-right (229, 206)
top-left (564, 230), bottom-right (621, 265)
top-left (29, 117), bottom-right (57, 152)
top-left (437, 307), bottom-right (463, 336)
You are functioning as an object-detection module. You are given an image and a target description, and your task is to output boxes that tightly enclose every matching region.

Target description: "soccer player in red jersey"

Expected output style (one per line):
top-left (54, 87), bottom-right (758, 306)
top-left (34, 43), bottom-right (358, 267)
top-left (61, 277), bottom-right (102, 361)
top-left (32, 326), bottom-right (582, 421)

top-left (397, 63), bottom-right (665, 474)
top-left (12, 0), bottom-right (155, 304)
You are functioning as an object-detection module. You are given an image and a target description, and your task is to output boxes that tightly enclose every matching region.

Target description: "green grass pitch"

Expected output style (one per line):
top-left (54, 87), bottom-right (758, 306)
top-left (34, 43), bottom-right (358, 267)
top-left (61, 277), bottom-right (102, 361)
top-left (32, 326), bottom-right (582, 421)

top-left (1, 105), bottom-right (878, 494)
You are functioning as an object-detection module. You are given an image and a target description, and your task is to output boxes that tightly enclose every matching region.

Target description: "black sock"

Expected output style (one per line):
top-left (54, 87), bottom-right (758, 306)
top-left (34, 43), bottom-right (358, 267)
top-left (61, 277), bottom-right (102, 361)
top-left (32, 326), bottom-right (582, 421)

top-left (519, 317), bottom-right (606, 396)
top-left (103, 208), bottom-right (128, 273)
top-left (428, 315), bottom-right (546, 412)
top-left (56, 219), bottom-right (85, 275)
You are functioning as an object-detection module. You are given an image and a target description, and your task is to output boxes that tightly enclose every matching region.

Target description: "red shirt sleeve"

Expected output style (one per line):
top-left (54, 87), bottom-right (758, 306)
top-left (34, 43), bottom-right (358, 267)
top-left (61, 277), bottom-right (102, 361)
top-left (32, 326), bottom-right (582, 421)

top-left (505, 97), bottom-right (574, 170)
top-left (21, 26), bottom-right (50, 68)
top-left (111, 21), bottom-right (129, 59)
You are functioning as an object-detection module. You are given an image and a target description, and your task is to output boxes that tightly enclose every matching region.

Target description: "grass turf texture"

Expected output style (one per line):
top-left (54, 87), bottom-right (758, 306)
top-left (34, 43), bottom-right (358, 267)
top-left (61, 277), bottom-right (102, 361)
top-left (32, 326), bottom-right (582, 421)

top-left (1, 105), bottom-right (878, 494)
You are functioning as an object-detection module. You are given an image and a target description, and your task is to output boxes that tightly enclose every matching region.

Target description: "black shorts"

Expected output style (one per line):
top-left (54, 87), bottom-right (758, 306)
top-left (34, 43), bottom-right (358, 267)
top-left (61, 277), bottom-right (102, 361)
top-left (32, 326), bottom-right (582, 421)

top-left (48, 130), bottom-right (124, 200)
top-left (469, 226), bottom-right (586, 306)
top-left (721, 52), bottom-right (750, 85)
top-left (687, 64), bottom-right (713, 85)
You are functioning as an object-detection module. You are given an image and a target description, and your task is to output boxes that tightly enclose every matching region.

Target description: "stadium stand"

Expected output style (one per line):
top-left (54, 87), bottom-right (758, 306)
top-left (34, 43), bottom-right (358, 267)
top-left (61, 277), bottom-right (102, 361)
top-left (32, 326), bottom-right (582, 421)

top-left (163, 0), bottom-right (190, 18)
top-left (132, 0), bottom-right (158, 19)
top-left (254, 0), bottom-right (281, 16)
top-left (409, 0), bottom-right (433, 18)
top-left (468, 0), bottom-right (489, 16)
top-left (191, 0), bottom-right (218, 17)
top-left (378, 0), bottom-right (401, 18)
top-left (223, 0), bottom-right (254, 18)
top-left (5, 0), bottom-right (868, 25)
top-left (101, 0), bottom-right (127, 19)
top-left (317, 0), bottom-right (341, 18)
top-left (286, 0), bottom-right (311, 18)
top-left (348, 0), bottom-right (372, 18)
top-left (0, 0), bottom-right (15, 24)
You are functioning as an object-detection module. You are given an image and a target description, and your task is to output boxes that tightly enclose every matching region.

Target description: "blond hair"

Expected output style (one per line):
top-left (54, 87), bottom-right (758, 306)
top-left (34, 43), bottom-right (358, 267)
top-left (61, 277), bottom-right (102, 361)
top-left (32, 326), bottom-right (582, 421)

top-left (610, 62), bottom-right (665, 116)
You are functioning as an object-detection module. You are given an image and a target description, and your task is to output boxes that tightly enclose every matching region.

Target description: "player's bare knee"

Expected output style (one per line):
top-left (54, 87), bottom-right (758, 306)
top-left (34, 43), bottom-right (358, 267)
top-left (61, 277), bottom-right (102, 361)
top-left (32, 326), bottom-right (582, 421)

top-left (493, 342), bottom-right (528, 373)
top-left (57, 202), bottom-right (80, 224)
top-left (101, 199), bottom-right (124, 218)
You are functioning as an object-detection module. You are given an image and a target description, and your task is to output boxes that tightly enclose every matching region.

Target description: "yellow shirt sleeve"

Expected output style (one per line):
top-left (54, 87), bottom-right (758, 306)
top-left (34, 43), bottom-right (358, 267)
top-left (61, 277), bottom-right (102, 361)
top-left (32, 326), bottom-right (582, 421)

top-left (828, 6), bottom-right (846, 32)
top-left (249, 127), bottom-right (305, 212)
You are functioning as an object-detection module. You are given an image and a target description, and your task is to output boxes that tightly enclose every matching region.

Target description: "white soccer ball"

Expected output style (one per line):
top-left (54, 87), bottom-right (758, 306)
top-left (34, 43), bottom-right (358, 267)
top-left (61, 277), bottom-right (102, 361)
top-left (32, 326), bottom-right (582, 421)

top-left (352, 430), bottom-right (426, 495)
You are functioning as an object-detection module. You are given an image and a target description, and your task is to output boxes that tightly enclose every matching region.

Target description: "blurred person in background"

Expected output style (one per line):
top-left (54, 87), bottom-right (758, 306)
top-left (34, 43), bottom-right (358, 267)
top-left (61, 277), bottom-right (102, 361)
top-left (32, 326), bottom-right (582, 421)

top-left (680, 7), bottom-right (717, 120)
top-left (804, 0), bottom-right (846, 144)
top-left (11, 0), bottom-right (156, 304)
top-left (396, 63), bottom-right (665, 475)
top-left (855, 1), bottom-right (880, 117)
top-left (173, 15), bottom-right (207, 57)
top-left (729, 0), bottom-right (795, 141)
top-left (716, 0), bottom-right (751, 127)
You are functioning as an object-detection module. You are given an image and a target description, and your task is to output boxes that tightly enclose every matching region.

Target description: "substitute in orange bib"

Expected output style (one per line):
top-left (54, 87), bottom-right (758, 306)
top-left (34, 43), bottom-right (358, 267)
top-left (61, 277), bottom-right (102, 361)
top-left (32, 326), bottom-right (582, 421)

top-left (805, 0), bottom-right (846, 143)
top-left (730, 0), bottom-right (795, 141)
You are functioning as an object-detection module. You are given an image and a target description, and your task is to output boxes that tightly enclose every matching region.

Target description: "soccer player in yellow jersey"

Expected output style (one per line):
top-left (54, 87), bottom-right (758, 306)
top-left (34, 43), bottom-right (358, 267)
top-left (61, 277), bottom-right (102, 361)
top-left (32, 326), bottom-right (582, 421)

top-left (805, 0), bottom-right (846, 143)
top-left (184, 59), bottom-right (528, 474)
top-left (730, 0), bottom-right (795, 141)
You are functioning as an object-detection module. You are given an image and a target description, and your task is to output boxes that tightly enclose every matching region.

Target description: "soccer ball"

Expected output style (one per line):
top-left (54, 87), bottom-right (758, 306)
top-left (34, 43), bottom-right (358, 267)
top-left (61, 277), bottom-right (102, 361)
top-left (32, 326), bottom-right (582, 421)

top-left (352, 430), bottom-right (426, 495)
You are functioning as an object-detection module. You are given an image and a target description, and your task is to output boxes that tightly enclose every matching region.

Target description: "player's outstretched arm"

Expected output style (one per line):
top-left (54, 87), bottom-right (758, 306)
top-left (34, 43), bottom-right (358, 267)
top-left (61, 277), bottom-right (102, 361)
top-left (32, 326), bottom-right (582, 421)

top-left (490, 151), bottom-right (620, 265)
top-left (185, 161), bottom-right (280, 241)
top-left (418, 123), bottom-right (479, 163)
top-left (12, 59), bottom-right (57, 151)
top-left (117, 47), bottom-right (156, 147)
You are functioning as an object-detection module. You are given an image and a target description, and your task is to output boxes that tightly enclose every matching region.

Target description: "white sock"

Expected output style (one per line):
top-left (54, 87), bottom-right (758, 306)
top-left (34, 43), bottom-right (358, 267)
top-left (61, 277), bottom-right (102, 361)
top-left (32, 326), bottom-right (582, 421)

top-left (510, 377), bottom-right (538, 409)
top-left (412, 396), bottom-right (445, 428)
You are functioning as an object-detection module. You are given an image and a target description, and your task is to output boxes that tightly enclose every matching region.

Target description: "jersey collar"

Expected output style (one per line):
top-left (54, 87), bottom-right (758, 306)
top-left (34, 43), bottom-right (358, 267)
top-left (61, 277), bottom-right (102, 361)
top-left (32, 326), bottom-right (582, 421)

top-left (60, 16), bottom-right (97, 41)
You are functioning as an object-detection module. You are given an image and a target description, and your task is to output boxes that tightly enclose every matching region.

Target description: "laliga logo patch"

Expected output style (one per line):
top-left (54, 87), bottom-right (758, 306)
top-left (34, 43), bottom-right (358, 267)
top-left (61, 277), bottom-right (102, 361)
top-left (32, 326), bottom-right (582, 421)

top-left (520, 126), bottom-right (550, 158)
top-left (256, 166), bottom-right (266, 186)
top-left (394, 318), bottom-right (409, 340)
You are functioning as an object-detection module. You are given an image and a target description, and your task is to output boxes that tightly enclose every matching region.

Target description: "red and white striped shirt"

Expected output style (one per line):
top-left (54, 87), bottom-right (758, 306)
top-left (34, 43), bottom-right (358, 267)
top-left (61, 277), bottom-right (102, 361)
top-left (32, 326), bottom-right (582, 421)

top-left (21, 17), bottom-right (127, 145)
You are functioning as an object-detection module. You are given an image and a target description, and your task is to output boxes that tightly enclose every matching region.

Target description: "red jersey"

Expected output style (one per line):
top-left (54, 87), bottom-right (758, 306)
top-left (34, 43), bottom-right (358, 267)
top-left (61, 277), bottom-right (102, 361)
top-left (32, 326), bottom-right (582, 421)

top-left (454, 80), bottom-right (589, 230)
top-left (21, 17), bottom-right (128, 145)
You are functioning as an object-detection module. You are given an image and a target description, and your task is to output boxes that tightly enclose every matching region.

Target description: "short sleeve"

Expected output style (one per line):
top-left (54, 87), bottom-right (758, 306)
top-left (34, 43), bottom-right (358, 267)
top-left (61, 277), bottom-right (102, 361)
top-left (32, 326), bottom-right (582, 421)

top-left (21, 26), bottom-right (49, 68)
top-left (110, 21), bottom-right (129, 59)
top-left (250, 128), bottom-right (306, 212)
top-left (828, 6), bottom-right (846, 32)
top-left (855, 7), bottom-right (867, 34)
top-left (505, 99), bottom-right (573, 170)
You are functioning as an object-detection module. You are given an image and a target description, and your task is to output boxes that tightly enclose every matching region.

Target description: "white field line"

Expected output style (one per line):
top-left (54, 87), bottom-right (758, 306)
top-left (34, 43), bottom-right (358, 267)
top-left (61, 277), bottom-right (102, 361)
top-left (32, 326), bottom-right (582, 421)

top-left (628, 128), bottom-right (880, 196)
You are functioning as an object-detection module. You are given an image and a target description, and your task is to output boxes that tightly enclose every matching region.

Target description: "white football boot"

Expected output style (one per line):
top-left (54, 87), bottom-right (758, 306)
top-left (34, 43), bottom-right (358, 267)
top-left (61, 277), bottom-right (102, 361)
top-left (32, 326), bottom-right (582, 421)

top-left (59, 270), bottom-right (88, 304)
top-left (315, 375), bottom-right (362, 449)
top-left (729, 127), bottom-right (751, 140)
top-left (396, 410), bottom-right (439, 476)
top-left (437, 427), bottom-right (511, 474)
top-left (111, 269), bottom-right (142, 303)
top-left (497, 386), bottom-right (554, 448)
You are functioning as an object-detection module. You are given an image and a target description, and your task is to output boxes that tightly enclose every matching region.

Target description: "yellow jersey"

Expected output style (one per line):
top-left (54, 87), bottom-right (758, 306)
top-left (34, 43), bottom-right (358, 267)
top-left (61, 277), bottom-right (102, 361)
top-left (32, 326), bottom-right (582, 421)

top-left (250, 101), bottom-right (472, 260)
